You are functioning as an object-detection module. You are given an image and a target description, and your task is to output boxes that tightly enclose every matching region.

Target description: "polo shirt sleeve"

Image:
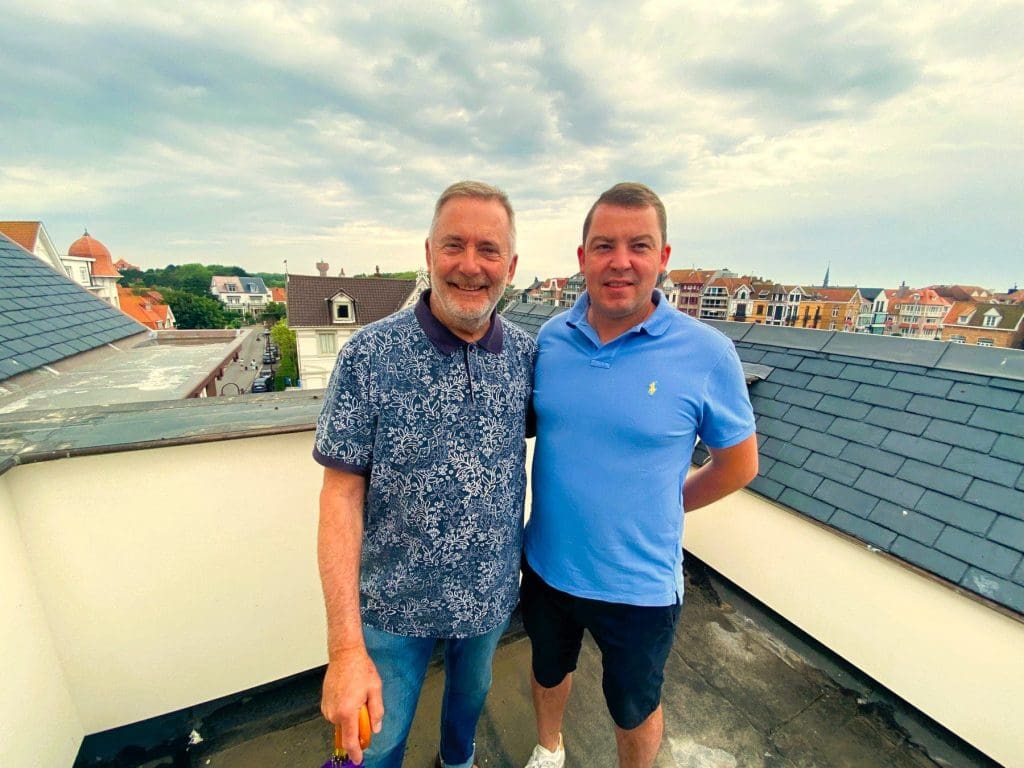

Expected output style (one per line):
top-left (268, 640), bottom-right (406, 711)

top-left (697, 342), bottom-right (756, 450)
top-left (312, 335), bottom-right (376, 475)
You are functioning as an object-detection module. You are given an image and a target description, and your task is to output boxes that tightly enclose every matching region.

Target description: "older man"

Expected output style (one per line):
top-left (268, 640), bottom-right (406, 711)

top-left (314, 181), bottom-right (535, 768)
top-left (521, 183), bottom-right (758, 768)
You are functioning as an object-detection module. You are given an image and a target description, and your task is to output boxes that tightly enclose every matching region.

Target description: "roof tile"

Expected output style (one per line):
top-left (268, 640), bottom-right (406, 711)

top-left (760, 438), bottom-right (811, 467)
top-left (839, 442), bottom-right (904, 475)
top-left (826, 417), bottom-right (887, 447)
top-left (892, 537), bottom-right (968, 582)
top-left (792, 428), bottom-right (846, 457)
top-left (989, 517), bottom-right (1024, 553)
top-left (856, 469), bottom-right (925, 508)
top-left (767, 463), bottom-right (824, 496)
top-left (816, 394), bottom-right (870, 419)
top-left (805, 454), bottom-right (863, 486)
top-left (865, 406), bottom-right (929, 435)
top-left (775, 387), bottom-right (823, 409)
top-left (906, 394), bottom-right (975, 422)
top-left (969, 406), bottom-right (1024, 437)
top-left (917, 491), bottom-right (996, 535)
top-left (747, 475), bottom-right (785, 500)
top-left (934, 528), bottom-right (1021, 577)
top-left (852, 383), bottom-right (911, 410)
top-left (750, 395), bottom-right (789, 419)
top-left (778, 489), bottom-right (834, 523)
top-left (807, 375), bottom-right (858, 397)
top-left (756, 416), bottom-right (800, 441)
top-left (962, 570), bottom-right (1024, 614)
top-left (840, 364), bottom-right (894, 386)
top-left (948, 382), bottom-right (1017, 410)
top-left (991, 433), bottom-right (1024, 463)
top-left (896, 460), bottom-right (970, 499)
top-left (889, 372), bottom-right (953, 397)
top-left (922, 419), bottom-right (996, 453)
top-left (796, 358), bottom-right (845, 377)
top-left (880, 431), bottom-right (950, 466)
top-left (785, 405), bottom-right (833, 431)
top-left (817, 478), bottom-right (876, 516)
top-left (748, 380), bottom-right (781, 398)
top-left (760, 351), bottom-right (804, 370)
top-left (943, 447), bottom-right (1021, 488)
top-left (766, 368), bottom-right (813, 388)
top-left (868, 501), bottom-right (943, 546)
top-left (831, 510), bottom-right (897, 549)
top-left (964, 480), bottom-right (1024, 522)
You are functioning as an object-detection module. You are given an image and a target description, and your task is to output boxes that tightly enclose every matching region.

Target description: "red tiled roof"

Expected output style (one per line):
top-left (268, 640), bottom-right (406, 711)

top-left (117, 287), bottom-right (173, 329)
top-left (286, 274), bottom-right (417, 327)
top-left (271, 287), bottom-right (287, 302)
top-left (0, 221), bottom-right (41, 252)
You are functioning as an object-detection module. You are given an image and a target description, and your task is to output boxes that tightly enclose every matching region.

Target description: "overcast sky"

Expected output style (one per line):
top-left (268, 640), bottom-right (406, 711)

top-left (2, 1), bottom-right (1020, 291)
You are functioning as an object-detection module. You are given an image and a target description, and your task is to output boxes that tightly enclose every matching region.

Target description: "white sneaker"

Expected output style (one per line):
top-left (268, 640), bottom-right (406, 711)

top-left (523, 733), bottom-right (565, 768)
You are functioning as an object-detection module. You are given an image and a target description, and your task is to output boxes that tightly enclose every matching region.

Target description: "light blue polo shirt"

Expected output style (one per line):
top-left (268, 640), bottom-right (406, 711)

top-left (524, 290), bottom-right (755, 606)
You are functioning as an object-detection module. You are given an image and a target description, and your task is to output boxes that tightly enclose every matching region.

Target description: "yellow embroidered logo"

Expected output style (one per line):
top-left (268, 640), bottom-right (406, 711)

top-left (648, 381), bottom-right (657, 396)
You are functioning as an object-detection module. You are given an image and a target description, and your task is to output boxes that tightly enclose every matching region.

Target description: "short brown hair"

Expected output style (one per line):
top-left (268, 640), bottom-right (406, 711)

top-left (582, 182), bottom-right (667, 249)
top-left (430, 180), bottom-right (516, 252)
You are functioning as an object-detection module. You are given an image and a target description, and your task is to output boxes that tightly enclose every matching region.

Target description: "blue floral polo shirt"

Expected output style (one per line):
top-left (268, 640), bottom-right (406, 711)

top-left (314, 291), bottom-right (535, 638)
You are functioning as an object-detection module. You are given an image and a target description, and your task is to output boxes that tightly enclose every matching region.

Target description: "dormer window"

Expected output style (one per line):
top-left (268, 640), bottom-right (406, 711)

top-left (957, 314), bottom-right (970, 324)
top-left (982, 310), bottom-right (1000, 328)
top-left (330, 294), bottom-right (355, 324)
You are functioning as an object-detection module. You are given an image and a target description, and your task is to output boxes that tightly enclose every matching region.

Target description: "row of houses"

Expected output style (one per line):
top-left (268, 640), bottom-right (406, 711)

top-left (522, 268), bottom-right (1024, 349)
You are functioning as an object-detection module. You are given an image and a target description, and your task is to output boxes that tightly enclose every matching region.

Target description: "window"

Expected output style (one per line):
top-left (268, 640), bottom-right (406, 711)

top-left (832, 307), bottom-right (839, 317)
top-left (948, 335), bottom-right (966, 344)
top-left (756, 304), bottom-right (765, 315)
top-left (332, 296), bottom-right (355, 323)
top-left (957, 314), bottom-right (970, 324)
top-left (977, 338), bottom-right (994, 347)
top-left (318, 332), bottom-right (337, 354)
top-left (982, 312), bottom-right (999, 328)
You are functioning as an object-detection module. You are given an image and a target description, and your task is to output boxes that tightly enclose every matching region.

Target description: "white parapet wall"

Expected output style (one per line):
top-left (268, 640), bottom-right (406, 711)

top-left (684, 487), bottom-right (1024, 768)
top-left (0, 474), bottom-right (83, 768)
top-left (4, 431), bottom-right (328, 740)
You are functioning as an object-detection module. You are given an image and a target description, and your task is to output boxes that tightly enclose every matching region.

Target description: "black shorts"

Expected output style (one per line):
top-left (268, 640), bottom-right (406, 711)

top-left (520, 557), bottom-right (682, 730)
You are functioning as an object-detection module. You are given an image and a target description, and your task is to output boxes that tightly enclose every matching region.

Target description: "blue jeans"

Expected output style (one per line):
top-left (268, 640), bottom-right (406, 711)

top-left (361, 617), bottom-right (509, 768)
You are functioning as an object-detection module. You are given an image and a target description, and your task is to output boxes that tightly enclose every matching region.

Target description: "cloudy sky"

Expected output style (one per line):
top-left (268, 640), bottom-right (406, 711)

top-left (2, 1), bottom-right (1020, 291)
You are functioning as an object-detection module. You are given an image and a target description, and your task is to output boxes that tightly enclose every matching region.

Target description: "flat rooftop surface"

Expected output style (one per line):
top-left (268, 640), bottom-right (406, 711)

top-left (0, 334), bottom-right (246, 414)
top-left (122, 564), bottom-right (995, 768)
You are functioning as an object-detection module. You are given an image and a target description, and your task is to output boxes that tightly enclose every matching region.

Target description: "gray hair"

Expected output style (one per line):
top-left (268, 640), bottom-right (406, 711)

top-left (430, 180), bottom-right (516, 252)
top-left (582, 182), bottom-right (667, 249)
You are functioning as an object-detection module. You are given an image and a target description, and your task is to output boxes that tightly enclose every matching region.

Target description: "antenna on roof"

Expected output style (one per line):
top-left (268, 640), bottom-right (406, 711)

top-left (822, 261), bottom-right (830, 288)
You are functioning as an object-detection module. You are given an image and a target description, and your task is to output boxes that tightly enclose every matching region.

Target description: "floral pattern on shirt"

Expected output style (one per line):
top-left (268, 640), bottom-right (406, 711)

top-left (314, 307), bottom-right (535, 637)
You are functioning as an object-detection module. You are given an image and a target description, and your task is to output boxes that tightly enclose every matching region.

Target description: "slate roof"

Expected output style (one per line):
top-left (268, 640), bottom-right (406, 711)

top-left (0, 234), bottom-right (147, 382)
top-left (286, 274), bottom-right (416, 328)
top-left (211, 275), bottom-right (269, 295)
top-left (502, 300), bottom-right (1024, 617)
top-left (500, 301), bottom-right (568, 337)
top-left (699, 322), bottom-right (1024, 616)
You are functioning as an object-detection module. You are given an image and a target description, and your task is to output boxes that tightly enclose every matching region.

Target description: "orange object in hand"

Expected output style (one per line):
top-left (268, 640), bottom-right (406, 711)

top-left (332, 705), bottom-right (372, 758)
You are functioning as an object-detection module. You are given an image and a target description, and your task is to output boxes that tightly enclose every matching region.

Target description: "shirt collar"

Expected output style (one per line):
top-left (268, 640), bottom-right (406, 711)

top-left (414, 289), bottom-right (504, 355)
top-left (565, 289), bottom-right (672, 338)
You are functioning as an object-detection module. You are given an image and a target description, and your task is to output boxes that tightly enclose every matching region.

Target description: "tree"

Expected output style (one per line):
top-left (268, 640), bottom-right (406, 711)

top-left (270, 320), bottom-right (298, 390)
top-left (261, 301), bottom-right (287, 323)
top-left (165, 290), bottom-right (227, 329)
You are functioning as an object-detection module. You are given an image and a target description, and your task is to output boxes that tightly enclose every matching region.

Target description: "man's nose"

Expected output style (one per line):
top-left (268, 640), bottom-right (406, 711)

top-left (459, 247), bottom-right (485, 273)
top-left (608, 244), bottom-right (631, 269)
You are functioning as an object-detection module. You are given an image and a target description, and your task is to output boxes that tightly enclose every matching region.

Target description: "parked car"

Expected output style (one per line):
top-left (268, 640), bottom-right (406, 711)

top-left (250, 375), bottom-right (273, 393)
top-left (262, 351), bottom-right (275, 364)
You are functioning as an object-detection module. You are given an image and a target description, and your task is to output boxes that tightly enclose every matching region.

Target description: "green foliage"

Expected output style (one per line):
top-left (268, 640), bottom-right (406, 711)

top-left (261, 301), bottom-right (287, 322)
top-left (164, 289), bottom-right (228, 329)
top-left (270, 320), bottom-right (299, 390)
top-left (115, 263), bottom-right (253, 297)
top-left (254, 272), bottom-right (286, 288)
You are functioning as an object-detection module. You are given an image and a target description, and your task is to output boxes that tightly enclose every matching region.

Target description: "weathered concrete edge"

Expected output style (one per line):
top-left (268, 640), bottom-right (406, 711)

top-left (0, 390), bottom-right (323, 476)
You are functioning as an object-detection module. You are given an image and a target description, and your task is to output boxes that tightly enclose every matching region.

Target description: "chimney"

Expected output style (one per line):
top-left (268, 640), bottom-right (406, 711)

top-left (316, 261), bottom-right (329, 277)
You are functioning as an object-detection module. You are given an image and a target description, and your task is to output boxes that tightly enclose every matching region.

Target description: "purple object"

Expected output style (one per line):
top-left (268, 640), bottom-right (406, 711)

top-left (321, 756), bottom-right (361, 768)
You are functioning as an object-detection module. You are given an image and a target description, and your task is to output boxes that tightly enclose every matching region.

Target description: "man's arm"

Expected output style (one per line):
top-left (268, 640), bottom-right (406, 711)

top-left (318, 466), bottom-right (382, 764)
top-left (683, 433), bottom-right (759, 513)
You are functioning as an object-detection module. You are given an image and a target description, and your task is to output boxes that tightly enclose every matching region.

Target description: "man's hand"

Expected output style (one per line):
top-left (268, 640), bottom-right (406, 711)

top-left (321, 646), bottom-right (384, 765)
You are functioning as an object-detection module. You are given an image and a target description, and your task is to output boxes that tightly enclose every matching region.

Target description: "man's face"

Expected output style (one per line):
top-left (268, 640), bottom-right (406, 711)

top-left (578, 203), bottom-right (670, 330)
top-left (426, 196), bottom-right (517, 340)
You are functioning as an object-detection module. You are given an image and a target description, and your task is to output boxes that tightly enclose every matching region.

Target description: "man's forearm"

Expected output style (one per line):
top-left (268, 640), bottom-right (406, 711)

top-left (683, 433), bottom-right (759, 513)
top-left (318, 468), bottom-right (368, 656)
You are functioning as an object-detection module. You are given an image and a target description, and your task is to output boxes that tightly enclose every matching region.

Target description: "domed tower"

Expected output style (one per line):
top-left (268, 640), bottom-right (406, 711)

top-left (66, 230), bottom-right (122, 308)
